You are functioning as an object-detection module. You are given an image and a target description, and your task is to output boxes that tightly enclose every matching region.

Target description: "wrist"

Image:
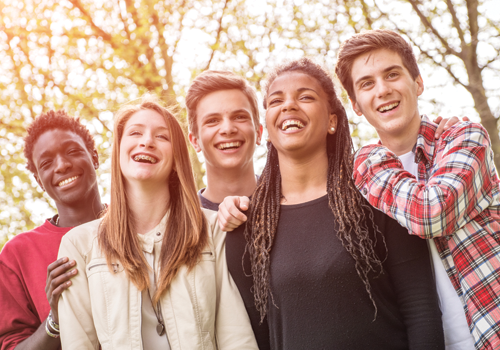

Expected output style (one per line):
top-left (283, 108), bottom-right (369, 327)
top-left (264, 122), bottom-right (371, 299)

top-left (46, 311), bottom-right (60, 337)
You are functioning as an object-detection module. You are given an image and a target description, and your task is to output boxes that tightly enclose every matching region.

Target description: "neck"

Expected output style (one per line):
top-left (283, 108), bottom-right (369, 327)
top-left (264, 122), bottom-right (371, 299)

top-left (55, 187), bottom-right (104, 228)
top-left (203, 162), bottom-right (257, 204)
top-left (125, 181), bottom-right (170, 234)
top-left (278, 148), bottom-right (329, 205)
top-left (378, 114), bottom-right (421, 156)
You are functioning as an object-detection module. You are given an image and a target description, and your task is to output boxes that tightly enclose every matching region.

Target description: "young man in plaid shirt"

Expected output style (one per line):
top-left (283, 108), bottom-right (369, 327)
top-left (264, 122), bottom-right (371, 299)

top-left (336, 29), bottom-right (500, 349)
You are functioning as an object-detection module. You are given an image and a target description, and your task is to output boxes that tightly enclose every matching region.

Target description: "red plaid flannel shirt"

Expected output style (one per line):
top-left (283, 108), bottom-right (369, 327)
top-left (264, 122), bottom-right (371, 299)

top-left (353, 116), bottom-right (500, 350)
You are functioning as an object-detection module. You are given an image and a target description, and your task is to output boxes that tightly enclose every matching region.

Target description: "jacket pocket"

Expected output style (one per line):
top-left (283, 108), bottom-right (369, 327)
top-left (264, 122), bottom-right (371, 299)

top-left (87, 258), bottom-right (124, 278)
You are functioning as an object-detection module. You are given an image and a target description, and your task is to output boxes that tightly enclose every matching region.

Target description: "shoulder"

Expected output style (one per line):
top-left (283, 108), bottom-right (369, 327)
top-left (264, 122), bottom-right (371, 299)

top-left (0, 222), bottom-right (57, 262)
top-left (60, 218), bottom-right (102, 254)
top-left (202, 208), bottom-right (226, 248)
top-left (442, 121), bottom-right (491, 145)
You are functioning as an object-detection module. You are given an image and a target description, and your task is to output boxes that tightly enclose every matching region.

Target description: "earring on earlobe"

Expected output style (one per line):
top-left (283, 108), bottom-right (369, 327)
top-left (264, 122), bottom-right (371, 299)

top-left (329, 127), bottom-right (335, 134)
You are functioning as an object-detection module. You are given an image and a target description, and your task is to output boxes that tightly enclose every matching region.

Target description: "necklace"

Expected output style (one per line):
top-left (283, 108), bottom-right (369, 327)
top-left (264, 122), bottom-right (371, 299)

top-left (147, 289), bottom-right (166, 336)
top-left (52, 204), bottom-right (108, 227)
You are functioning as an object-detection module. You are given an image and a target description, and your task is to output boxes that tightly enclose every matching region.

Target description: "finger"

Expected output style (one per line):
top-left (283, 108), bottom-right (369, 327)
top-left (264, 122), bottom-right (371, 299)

top-left (48, 260), bottom-right (76, 281)
top-left (432, 116), bottom-right (443, 124)
top-left (47, 257), bottom-right (69, 277)
top-left (434, 117), bottom-right (449, 139)
top-left (444, 116), bottom-right (460, 131)
top-left (238, 196), bottom-right (250, 211)
top-left (51, 279), bottom-right (74, 299)
top-left (463, 116), bottom-right (470, 122)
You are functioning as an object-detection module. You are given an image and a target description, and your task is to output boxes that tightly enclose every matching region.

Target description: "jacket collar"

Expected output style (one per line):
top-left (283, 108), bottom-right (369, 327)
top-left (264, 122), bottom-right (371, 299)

top-left (137, 211), bottom-right (169, 254)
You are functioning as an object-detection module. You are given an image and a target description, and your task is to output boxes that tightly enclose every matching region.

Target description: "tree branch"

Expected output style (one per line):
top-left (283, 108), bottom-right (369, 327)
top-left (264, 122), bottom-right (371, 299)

top-left (406, 0), bottom-right (461, 58)
top-left (204, 0), bottom-right (230, 70)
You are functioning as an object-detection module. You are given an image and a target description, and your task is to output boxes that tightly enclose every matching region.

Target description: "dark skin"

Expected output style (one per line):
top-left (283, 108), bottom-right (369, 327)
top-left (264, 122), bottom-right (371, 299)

top-left (15, 129), bottom-right (103, 350)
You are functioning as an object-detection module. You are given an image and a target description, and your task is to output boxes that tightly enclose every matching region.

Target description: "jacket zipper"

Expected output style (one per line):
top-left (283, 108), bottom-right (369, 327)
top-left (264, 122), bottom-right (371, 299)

top-left (88, 263), bottom-right (120, 273)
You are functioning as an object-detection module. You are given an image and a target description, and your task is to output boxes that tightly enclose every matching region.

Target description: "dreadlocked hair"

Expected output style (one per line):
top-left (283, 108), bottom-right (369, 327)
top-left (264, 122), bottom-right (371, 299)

top-left (245, 57), bottom-right (386, 323)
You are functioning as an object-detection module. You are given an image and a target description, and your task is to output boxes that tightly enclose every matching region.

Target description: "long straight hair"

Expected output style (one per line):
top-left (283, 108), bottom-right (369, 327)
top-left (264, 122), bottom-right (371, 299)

top-left (98, 94), bottom-right (208, 304)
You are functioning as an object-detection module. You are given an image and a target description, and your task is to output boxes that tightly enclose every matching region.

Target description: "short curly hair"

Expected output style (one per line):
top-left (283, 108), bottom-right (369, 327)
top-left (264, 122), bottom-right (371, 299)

top-left (24, 110), bottom-right (96, 174)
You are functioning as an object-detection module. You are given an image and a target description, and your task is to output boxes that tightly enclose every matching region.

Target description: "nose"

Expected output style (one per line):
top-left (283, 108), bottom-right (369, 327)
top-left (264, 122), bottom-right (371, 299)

top-left (219, 118), bottom-right (237, 136)
top-left (281, 97), bottom-right (298, 112)
top-left (140, 132), bottom-right (156, 149)
top-left (376, 79), bottom-right (393, 98)
top-left (54, 155), bottom-right (72, 173)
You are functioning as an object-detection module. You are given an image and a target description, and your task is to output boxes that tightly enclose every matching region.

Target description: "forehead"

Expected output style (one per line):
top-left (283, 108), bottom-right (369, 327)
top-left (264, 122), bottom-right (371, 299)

top-left (268, 72), bottom-right (324, 95)
top-left (351, 49), bottom-right (406, 79)
top-left (196, 89), bottom-right (253, 119)
top-left (32, 129), bottom-right (87, 159)
top-left (124, 109), bottom-right (168, 129)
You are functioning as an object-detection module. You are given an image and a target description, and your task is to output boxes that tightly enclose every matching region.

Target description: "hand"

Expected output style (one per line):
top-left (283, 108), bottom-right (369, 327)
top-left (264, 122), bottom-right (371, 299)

top-left (45, 257), bottom-right (78, 324)
top-left (218, 196), bottom-right (250, 231)
top-left (433, 116), bottom-right (470, 139)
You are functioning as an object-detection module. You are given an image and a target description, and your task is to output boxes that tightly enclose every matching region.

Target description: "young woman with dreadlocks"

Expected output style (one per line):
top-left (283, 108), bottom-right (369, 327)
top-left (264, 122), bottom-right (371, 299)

top-left (221, 58), bottom-right (444, 350)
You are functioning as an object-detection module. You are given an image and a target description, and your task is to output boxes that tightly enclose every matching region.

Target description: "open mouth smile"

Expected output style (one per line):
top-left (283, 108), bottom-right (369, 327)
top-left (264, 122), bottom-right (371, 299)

top-left (133, 154), bottom-right (158, 164)
top-left (58, 175), bottom-right (79, 187)
top-left (216, 141), bottom-right (242, 150)
top-left (377, 102), bottom-right (400, 113)
top-left (281, 119), bottom-right (305, 131)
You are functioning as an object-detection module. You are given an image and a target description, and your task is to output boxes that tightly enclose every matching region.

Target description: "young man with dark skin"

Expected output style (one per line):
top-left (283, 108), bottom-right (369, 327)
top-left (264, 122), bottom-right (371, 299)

top-left (336, 30), bottom-right (500, 349)
top-left (186, 70), bottom-right (263, 210)
top-left (0, 110), bottom-right (105, 349)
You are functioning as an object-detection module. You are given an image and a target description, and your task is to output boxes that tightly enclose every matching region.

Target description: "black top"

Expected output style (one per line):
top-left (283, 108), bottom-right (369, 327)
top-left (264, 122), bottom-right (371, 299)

top-left (226, 195), bottom-right (444, 350)
top-left (198, 188), bottom-right (220, 211)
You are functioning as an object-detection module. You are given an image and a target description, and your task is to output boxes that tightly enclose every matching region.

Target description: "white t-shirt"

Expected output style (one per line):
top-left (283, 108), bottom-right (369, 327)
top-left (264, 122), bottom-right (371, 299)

top-left (398, 150), bottom-right (475, 350)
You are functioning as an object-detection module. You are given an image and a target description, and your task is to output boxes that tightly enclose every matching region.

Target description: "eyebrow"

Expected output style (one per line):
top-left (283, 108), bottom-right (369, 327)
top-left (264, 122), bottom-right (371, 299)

top-left (354, 65), bottom-right (404, 86)
top-left (38, 140), bottom-right (84, 159)
top-left (268, 87), bottom-right (318, 98)
top-left (201, 109), bottom-right (251, 120)
top-left (125, 123), bottom-right (168, 131)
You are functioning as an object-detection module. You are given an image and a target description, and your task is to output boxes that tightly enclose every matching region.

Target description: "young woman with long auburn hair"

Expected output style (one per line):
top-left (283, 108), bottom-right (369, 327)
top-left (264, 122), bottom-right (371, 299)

top-left (57, 95), bottom-right (258, 349)
top-left (221, 59), bottom-right (445, 349)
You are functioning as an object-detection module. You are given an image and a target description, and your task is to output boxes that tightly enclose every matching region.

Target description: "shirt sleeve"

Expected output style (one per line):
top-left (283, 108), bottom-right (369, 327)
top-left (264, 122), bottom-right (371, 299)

top-left (353, 123), bottom-right (497, 238)
top-left (379, 213), bottom-right (445, 349)
top-left (57, 234), bottom-right (100, 349)
top-left (211, 220), bottom-right (259, 350)
top-left (0, 259), bottom-right (39, 350)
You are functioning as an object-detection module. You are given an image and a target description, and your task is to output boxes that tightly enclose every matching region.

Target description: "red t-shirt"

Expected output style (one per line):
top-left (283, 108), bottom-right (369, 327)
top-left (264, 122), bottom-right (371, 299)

top-left (0, 220), bottom-right (71, 350)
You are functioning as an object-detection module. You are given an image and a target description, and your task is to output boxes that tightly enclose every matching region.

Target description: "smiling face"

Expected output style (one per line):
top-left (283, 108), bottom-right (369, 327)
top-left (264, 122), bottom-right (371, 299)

top-left (32, 129), bottom-right (99, 207)
top-left (265, 72), bottom-right (337, 159)
top-left (189, 89), bottom-right (262, 173)
top-left (350, 49), bottom-right (424, 145)
top-left (119, 109), bottom-right (174, 189)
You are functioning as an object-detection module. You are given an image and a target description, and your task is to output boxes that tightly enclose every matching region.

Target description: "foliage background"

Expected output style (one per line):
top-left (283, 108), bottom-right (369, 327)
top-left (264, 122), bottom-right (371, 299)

top-left (1, 0), bottom-right (499, 246)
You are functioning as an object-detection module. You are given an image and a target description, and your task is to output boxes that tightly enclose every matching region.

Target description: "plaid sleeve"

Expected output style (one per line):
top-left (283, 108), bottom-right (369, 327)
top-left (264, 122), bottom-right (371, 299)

top-left (353, 124), bottom-right (497, 239)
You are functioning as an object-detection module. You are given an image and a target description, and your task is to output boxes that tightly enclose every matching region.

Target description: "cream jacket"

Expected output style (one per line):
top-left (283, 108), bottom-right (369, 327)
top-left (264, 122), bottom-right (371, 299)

top-left (58, 209), bottom-right (258, 350)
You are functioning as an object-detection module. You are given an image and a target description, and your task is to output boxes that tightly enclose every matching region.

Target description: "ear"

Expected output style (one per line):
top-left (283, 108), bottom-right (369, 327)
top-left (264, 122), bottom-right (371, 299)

top-left (328, 113), bottom-right (338, 134)
top-left (350, 97), bottom-right (363, 116)
top-left (416, 75), bottom-right (424, 97)
top-left (92, 149), bottom-right (99, 170)
top-left (188, 132), bottom-right (202, 152)
top-left (34, 173), bottom-right (45, 192)
top-left (256, 124), bottom-right (263, 145)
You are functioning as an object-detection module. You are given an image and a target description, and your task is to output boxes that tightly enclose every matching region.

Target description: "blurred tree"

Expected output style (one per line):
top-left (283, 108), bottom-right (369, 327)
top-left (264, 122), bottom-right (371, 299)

top-left (1, 0), bottom-right (498, 245)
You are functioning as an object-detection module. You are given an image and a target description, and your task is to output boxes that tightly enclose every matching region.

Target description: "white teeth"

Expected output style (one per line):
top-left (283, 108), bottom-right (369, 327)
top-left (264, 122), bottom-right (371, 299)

top-left (378, 102), bottom-right (399, 112)
top-left (133, 154), bottom-right (157, 163)
top-left (281, 119), bottom-right (305, 130)
top-left (58, 176), bottom-right (79, 187)
top-left (217, 142), bottom-right (242, 150)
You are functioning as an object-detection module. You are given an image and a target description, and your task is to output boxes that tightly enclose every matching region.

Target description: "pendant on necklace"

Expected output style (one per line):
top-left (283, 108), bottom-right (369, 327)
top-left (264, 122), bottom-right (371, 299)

top-left (156, 322), bottom-right (165, 336)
